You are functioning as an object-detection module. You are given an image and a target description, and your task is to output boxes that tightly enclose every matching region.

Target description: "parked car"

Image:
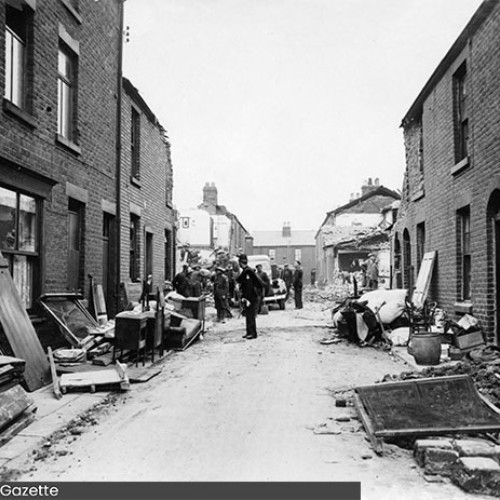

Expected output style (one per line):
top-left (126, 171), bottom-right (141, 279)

top-left (247, 255), bottom-right (287, 310)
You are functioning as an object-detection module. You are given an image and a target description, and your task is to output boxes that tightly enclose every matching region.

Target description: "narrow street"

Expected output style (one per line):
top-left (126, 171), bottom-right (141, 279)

top-left (12, 303), bottom-right (490, 500)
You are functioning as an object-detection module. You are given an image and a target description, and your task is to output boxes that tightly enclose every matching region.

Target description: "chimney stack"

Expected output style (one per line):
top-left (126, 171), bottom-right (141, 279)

top-left (202, 182), bottom-right (218, 207)
top-left (361, 177), bottom-right (378, 197)
top-left (282, 222), bottom-right (291, 238)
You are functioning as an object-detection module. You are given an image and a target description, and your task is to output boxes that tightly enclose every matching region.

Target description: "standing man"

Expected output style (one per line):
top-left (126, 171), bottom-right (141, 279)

top-left (282, 263), bottom-right (293, 301)
top-left (366, 254), bottom-right (379, 290)
top-left (236, 254), bottom-right (263, 339)
top-left (293, 261), bottom-right (303, 310)
top-left (190, 265), bottom-right (203, 297)
top-left (213, 267), bottom-right (230, 322)
top-left (255, 263), bottom-right (271, 313)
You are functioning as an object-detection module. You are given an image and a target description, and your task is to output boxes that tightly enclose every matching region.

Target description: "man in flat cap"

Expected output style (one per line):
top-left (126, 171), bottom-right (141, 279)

top-left (236, 254), bottom-right (263, 339)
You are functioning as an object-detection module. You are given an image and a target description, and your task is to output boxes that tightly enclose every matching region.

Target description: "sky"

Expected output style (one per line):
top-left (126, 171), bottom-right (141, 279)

top-left (122, 0), bottom-right (483, 233)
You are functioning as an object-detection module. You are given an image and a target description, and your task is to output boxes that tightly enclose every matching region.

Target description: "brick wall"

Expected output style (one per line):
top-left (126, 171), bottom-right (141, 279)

top-left (120, 79), bottom-right (175, 294)
top-left (0, 0), bottom-right (121, 302)
top-left (394, 2), bottom-right (500, 342)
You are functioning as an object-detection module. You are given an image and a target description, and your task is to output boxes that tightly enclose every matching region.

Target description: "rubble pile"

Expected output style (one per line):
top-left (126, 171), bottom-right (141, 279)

top-left (304, 282), bottom-right (351, 303)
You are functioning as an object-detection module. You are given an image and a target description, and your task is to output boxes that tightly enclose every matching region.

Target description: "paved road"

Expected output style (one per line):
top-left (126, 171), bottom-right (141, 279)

top-left (16, 304), bottom-right (489, 500)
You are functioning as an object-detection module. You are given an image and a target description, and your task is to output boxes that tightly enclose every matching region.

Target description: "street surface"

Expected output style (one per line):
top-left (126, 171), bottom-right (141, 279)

top-left (14, 303), bottom-right (491, 500)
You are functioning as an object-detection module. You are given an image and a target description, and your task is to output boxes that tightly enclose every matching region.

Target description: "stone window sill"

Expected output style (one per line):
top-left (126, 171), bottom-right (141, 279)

top-left (56, 134), bottom-right (81, 155)
top-left (411, 188), bottom-right (425, 202)
top-left (3, 99), bottom-right (37, 128)
top-left (454, 301), bottom-right (473, 314)
top-left (451, 157), bottom-right (470, 176)
top-left (59, 0), bottom-right (82, 23)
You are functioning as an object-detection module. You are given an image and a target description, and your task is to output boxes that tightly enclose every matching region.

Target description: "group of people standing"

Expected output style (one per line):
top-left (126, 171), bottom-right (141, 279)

top-left (172, 257), bottom-right (305, 340)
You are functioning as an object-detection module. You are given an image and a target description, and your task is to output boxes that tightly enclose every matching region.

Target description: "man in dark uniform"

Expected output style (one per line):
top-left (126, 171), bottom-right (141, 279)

top-left (282, 263), bottom-right (293, 300)
top-left (293, 260), bottom-right (303, 309)
top-left (236, 254), bottom-right (263, 339)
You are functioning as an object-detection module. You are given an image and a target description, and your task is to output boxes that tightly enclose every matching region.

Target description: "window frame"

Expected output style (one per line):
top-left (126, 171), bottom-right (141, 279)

top-left (131, 107), bottom-right (141, 181)
top-left (57, 42), bottom-right (78, 142)
top-left (457, 206), bottom-right (471, 301)
top-left (453, 62), bottom-right (469, 164)
top-left (0, 185), bottom-right (41, 311)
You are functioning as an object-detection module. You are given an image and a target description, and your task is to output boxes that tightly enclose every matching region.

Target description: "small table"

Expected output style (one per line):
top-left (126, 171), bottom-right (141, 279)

top-left (114, 311), bottom-right (150, 366)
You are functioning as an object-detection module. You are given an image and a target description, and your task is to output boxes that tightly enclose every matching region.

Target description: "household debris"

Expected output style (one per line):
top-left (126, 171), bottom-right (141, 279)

top-left (353, 375), bottom-right (500, 456)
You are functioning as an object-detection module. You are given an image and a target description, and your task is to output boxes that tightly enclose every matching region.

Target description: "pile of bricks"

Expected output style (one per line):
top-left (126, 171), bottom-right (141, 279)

top-left (415, 437), bottom-right (500, 495)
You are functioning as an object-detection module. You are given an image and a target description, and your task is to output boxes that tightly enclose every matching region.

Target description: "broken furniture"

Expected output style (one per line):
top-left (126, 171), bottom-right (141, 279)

top-left (58, 362), bottom-right (130, 394)
top-left (354, 375), bottom-right (500, 455)
top-left (0, 252), bottom-right (50, 391)
top-left (38, 293), bottom-right (114, 349)
top-left (113, 311), bottom-right (149, 366)
top-left (166, 294), bottom-right (206, 332)
top-left (165, 312), bottom-right (203, 351)
top-left (145, 288), bottom-right (170, 362)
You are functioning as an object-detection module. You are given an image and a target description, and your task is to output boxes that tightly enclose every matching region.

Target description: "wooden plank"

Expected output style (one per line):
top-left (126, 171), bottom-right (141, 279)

top-left (0, 385), bottom-right (35, 431)
top-left (47, 347), bottom-right (62, 400)
top-left (92, 283), bottom-right (108, 326)
top-left (353, 392), bottom-right (384, 455)
top-left (59, 365), bottom-right (130, 392)
top-left (0, 406), bottom-right (37, 448)
top-left (412, 251), bottom-right (436, 308)
top-left (0, 257), bottom-right (50, 391)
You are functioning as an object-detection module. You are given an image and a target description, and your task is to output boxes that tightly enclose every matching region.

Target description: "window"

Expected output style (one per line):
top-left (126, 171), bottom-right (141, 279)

top-left (57, 44), bottom-right (77, 141)
top-left (453, 63), bottom-right (468, 163)
top-left (295, 249), bottom-right (302, 262)
top-left (269, 249), bottom-right (276, 260)
top-left (416, 222), bottom-right (425, 271)
top-left (457, 207), bottom-right (471, 300)
top-left (130, 215), bottom-right (140, 281)
top-left (131, 107), bottom-right (140, 180)
top-left (0, 186), bottom-right (39, 309)
top-left (403, 229), bottom-right (412, 290)
top-left (5, 5), bottom-right (30, 108)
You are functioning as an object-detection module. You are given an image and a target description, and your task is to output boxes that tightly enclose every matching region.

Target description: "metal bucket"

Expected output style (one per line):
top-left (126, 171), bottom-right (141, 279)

top-left (408, 332), bottom-right (441, 366)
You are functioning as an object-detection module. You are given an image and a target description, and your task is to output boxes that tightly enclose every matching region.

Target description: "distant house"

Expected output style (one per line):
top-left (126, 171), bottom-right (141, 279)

top-left (120, 78), bottom-right (175, 303)
top-left (176, 183), bottom-right (250, 268)
top-left (393, 0), bottom-right (500, 343)
top-left (316, 179), bottom-right (400, 285)
top-left (251, 223), bottom-right (316, 282)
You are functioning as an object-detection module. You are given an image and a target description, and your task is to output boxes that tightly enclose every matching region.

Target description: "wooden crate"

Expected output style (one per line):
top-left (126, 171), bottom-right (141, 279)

top-left (454, 331), bottom-right (485, 350)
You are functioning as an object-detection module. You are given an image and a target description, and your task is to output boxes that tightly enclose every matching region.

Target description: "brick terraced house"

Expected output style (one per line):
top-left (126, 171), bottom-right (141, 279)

top-left (394, 0), bottom-right (500, 343)
top-left (0, 0), bottom-right (123, 328)
top-left (0, 0), bottom-right (174, 345)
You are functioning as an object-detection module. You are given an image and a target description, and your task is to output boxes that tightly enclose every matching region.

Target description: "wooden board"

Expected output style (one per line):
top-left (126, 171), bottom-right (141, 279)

top-left (59, 363), bottom-right (130, 393)
top-left (0, 406), bottom-right (37, 448)
top-left (47, 347), bottom-right (62, 400)
top-left (412, 251), bottom-right (436, 308)
top-left (355, 375), bottom-right (500, 439)
top-left (92, 283), bottom-right (108, 326)
top-left (0, 254), bottom-right (50, 391)
top-left (0, 385), bottom-right (36, 431)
